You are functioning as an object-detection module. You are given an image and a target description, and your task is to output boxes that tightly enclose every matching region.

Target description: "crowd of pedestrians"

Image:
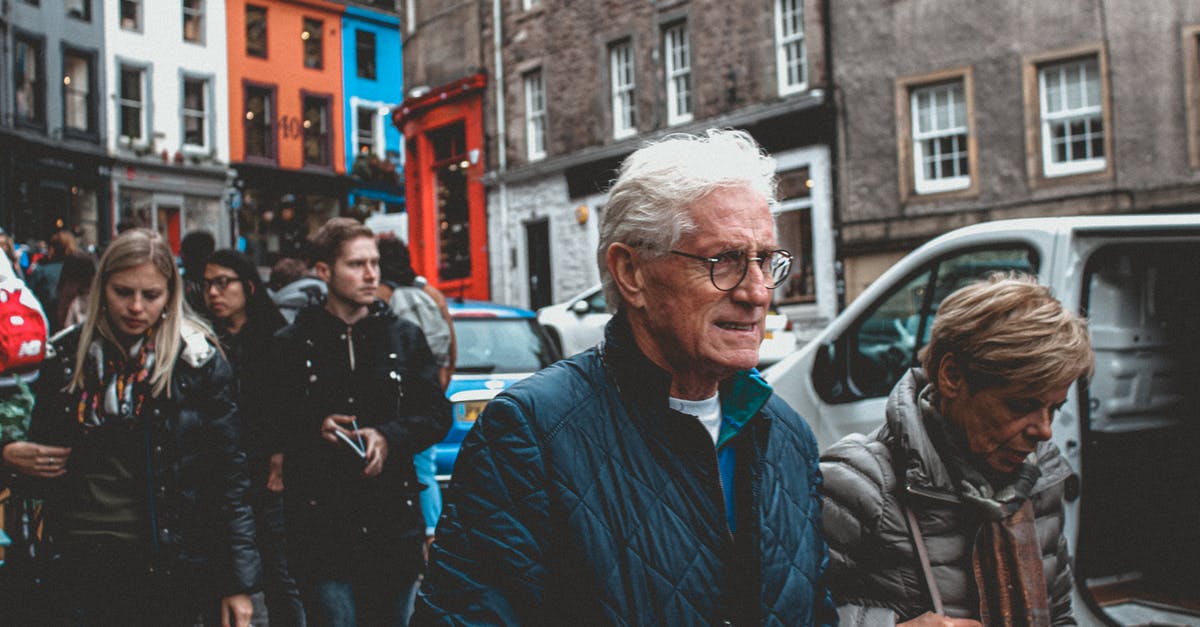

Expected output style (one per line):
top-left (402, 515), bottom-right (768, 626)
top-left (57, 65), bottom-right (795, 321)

top-left (0, 128), bottom-right (1094, 627)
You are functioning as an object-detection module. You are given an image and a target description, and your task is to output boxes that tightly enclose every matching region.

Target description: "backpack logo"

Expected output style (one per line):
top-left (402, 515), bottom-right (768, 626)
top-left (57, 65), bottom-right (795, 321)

top-left (0, 288), bottom-right (48, 374)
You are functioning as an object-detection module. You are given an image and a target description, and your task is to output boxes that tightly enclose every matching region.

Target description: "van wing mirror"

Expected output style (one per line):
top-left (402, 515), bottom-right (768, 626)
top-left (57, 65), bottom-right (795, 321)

top-left (571, 299), bottom-right (591, 315)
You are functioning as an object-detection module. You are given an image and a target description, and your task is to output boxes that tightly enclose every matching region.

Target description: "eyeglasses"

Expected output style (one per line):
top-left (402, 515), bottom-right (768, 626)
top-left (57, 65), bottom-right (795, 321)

top-left (669, 249), bottom-right (793, 291)
top-left (202, 276), bottom-right (241, 292)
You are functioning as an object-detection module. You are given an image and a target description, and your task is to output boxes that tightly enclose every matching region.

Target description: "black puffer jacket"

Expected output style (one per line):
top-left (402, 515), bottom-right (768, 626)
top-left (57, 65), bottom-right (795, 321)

top-left (416, 312), bottom-right (836, 626)
top-left (269, 301), bottom-right (450, 579)
top-left (820, 369), bottom-right (1075, 625)
top-left (29, 323), bottom-right (261, 596)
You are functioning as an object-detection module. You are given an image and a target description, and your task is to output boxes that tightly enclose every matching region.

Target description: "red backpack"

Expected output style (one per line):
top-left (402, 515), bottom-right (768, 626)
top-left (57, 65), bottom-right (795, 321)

top-left (0, 286), bottom-right (47, 375)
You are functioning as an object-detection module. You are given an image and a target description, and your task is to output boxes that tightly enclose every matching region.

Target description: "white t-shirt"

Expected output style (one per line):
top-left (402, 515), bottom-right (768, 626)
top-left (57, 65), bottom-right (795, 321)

top-left (669, 394), bottom-right (722, 445)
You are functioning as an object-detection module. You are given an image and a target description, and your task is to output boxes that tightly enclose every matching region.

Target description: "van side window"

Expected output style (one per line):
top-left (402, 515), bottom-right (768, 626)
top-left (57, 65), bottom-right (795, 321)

top-left (818, 246), bottom-right (1037, 402)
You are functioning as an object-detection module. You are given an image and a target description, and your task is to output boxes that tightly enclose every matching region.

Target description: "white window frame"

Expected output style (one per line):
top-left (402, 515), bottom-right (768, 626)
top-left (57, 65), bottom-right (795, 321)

top-left (1039, 57), bottom-right (1105, 177)
top-left (524, 70), bottom-right (546, 161)
top-left (911, 81), bottom-right (970, 194)
top-left (183, 0), bottom-right (205, 44)
top-left (352, 99), bottom-right (388, 157)
top-left (775, 0), bottom-right (807, 95)
top-left (181, 76), bottom-right (209, 151)
top-left (118, 64), bottom-right (147, 143)
top-left (610, 40), bottom-right (636, 140)
top-left (664, 23), bottom-right (692, 125)
top-left (63, 50), bottom-right (92, 132)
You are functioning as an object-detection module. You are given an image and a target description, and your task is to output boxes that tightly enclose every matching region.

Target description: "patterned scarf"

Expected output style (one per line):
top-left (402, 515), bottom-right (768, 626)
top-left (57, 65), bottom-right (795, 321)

top-left (76, 332), bottom-right (156, 429)
top-left (918, 386), bottom-right (1051, 626)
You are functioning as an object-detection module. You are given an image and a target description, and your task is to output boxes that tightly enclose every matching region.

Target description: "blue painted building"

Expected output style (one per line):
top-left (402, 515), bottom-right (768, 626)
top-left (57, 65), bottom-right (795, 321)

top-left (341, 5), bottom-right (405, 221)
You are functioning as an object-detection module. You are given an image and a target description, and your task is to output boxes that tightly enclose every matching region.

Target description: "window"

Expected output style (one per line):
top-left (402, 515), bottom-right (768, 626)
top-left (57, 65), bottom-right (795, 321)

top-left (244, 84), bottom-right (274, 159)
top-left (522, 0), bottom-right (541, 9)
top-left (120, 0), bottom-right (140, 31)
top-left (183, 0), bottom-right (204, 44)
top-left (1038, 56), bottom-right (1105, 177)
top-left (524, 70), bottom-right (546, 160)
top-left (302, 18), bottom-right (323, 69)
top-left (663, 23), bottom-right (692, 125)
top-left (182, 77), bottom-right (208, 149)
top-left (610, 40), bottom-right (636, 139)
top-left (66, 0), bottom-right (91, 21)
top-left (775, 0), bottom-right (806, 95)
top-left (357, 106), bottom-right (377, 155)
top-left (63, 50), bottom-right (94, 134)
top-left (246, 5), bottom-right (267, 58)
top-left (118, 65), bottom-right (146, 141)
top-left (356, 31), bottom-right (376, 79)
top-left (820, 247), bottom-right (1038, 402)
top-left (13, 35), bottom-right (44, 126)
top-left (302, 94), bottom-right (331, 167)
top-left (911, 81), bottom-right (970, 194)
top-left (896, 68), bottom-right (977, 201)
top-left (774, 167), bottom-right (815, 304)
top-left (430, 122), bottom-right (471, 281)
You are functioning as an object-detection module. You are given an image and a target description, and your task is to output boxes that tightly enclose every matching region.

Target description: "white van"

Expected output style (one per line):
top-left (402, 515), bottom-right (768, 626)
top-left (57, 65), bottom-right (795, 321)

top-left (764, 214), bottom-right (1200, 626)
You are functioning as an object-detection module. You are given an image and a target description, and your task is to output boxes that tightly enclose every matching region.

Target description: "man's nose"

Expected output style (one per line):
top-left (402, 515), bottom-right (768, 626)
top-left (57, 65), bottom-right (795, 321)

top-left (734, 261), bottom-right (773, 305)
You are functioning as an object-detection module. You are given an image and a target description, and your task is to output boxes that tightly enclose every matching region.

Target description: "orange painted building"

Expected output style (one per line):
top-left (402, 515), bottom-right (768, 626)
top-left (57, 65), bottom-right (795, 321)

top-left (394, 74), bottom-right (490, 300)
top-left (226, 0), bottom-right (349, 264)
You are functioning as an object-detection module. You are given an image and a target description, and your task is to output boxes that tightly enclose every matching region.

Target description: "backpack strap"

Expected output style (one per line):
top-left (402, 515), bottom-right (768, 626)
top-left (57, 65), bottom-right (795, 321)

top-left (903, 501), bottom-right (945, 615)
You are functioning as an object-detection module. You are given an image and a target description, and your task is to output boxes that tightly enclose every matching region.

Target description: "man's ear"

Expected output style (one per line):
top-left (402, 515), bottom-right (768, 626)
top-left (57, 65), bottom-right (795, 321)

top-left (605, 243), bottom-right (647, 309)
top-left (314, 261), bottom-right (331, 283)
top-left (936, 353), bottom-right (967, 399)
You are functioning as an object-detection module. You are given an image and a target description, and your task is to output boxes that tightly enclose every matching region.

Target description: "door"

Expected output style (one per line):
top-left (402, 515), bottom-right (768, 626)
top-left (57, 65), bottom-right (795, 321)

top-left (156, 204), bottom-right (181, 254)
top-left (525, 219), bottom-right (551, 310)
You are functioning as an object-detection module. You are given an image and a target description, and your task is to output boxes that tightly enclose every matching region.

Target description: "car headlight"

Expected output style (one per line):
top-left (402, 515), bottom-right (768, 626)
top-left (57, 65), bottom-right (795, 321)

top-left (454, 399), bottom-right (490, 423)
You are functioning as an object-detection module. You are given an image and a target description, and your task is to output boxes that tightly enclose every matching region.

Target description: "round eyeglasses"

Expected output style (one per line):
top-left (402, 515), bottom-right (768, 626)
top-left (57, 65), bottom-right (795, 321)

top-left (669, 249), bottom-right (793, 291)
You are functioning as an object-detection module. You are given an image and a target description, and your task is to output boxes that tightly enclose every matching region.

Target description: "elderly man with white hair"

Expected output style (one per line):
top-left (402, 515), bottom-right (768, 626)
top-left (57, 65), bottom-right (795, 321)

top-left (415, 129), bottom-right (835, 626)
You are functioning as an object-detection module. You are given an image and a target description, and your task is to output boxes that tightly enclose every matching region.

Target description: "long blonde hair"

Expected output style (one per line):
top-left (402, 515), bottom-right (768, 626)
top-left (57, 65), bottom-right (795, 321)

top-left (70, 228), bottom-right (213, 397)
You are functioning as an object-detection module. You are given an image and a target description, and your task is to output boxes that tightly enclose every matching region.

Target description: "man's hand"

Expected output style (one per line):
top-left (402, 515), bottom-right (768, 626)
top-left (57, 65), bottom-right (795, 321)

top-left (2, 441), bottom-right (71, 478)
top-left (266, 452), bottom-right (285, 492)
top-left (358, 427), bottom-right (389, 477)
top-left (321, 414), bottom-right (358, 444)
top-left (220, 593), bottom-right (253, 627)
top-left (898, 612), bottom-right (982, 626)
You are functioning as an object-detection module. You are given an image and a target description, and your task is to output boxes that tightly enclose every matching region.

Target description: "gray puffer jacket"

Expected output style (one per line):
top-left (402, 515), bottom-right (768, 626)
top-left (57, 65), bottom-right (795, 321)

top-left (819, 369), bottom-right (1075, 625)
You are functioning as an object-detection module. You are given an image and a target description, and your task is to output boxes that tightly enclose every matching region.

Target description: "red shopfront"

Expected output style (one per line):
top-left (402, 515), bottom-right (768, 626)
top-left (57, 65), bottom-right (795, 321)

top-left (394, 75), bottom-right (489, 301)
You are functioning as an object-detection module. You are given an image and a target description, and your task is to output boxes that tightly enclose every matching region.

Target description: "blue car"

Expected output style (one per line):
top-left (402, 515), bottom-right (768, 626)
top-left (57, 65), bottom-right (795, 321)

top-left (435, 300), bottom-right (561, 481)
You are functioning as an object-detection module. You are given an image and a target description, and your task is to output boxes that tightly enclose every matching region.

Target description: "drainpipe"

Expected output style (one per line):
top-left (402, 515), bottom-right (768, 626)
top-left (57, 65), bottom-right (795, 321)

top-left (492, 0), bottom-right (510, 305)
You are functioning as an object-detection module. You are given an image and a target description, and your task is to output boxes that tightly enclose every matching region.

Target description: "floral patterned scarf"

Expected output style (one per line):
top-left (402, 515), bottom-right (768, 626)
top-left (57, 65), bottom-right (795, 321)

top-left (76, 332), bottom-right (156, 429)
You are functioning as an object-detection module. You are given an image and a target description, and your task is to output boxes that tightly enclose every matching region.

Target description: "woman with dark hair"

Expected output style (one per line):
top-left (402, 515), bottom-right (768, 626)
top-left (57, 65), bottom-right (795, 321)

top-left (26, 228), bottom-right (259, 626)
top-left (51, 252), bottom-right (97, 331)
top-left (203, 249), bottom-right (306, 626)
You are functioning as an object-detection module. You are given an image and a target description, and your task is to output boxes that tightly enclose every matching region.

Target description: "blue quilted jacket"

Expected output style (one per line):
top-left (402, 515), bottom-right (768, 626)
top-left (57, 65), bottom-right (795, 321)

top-left (415, 313), bottom-right (836, 626)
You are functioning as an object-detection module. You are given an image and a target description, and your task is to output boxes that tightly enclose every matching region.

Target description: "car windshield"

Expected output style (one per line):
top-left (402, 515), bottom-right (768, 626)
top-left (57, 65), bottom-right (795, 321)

top-left (454, 317), bottom-right (556, 374)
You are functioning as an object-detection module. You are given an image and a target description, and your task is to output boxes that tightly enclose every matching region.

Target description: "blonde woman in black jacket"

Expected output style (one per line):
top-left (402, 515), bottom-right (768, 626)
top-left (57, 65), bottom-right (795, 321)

top-left (28, 228), bottom-right (260, 626)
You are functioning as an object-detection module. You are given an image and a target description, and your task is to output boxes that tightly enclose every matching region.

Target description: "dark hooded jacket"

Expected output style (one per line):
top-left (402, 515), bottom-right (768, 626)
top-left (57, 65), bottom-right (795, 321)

top-left (269, 300), bottom-right (450, 579)
top-left (415, 312), bottom-right (836, 626)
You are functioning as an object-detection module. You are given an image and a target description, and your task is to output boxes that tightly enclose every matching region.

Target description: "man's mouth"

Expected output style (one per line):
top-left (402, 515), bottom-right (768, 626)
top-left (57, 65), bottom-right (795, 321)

top-left (716, 322), bottom-right (756, 332)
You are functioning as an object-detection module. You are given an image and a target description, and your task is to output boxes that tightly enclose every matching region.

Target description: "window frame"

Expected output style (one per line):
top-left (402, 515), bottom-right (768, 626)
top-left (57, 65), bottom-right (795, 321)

top-left (524, 69), bottom-right (547, 161)
top-left (66, 0), bottom-right (91, 22)
top-left (663, 21), bottom-right (693, 126)
top-left (774, 0), bottom-right (807, 96)
top-left (117, 62), bottom-right (150, 144)
top-left (301, 91), bottom-right (333, 169)
top-left (1022, 45), bottom-right (1113, 187)
top-left (119, 0), bottom-right (142, 32)
top-left (609, 39), bottom-right (637, 140)
top-left (181, 74), bottom-right (211, 151)
top-left (1039, 57), bottom-right (1105, 177)
top-left (356, 30), bottom-right (377, 80)
top-left (1184, 25), bottom-right (1200, 169)
top-left (13, 32), bottom-right (46, 129)
top-left (183, 0), bottom-right (205, 45)
top-left (245, 4), bottom-right (268, 59)
top-left (355, 105), bottom-right (379, 157)
top-left (242, 81), bottom-right (277, 163)
top-left (895, 67), bottom-right (978, 202)
top-left (62, 46), bottom-right (98, 138)
top-left (302, 17), bottom-right (323, 70)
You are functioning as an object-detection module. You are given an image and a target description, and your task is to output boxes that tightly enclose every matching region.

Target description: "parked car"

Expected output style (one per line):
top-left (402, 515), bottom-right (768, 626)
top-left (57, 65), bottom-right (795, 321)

top-left (435, 300), bottom-right (560, 482)
top-left (537, 283), bottom-right (797, 366)
top-left (763, 214), bottom-right (1200, 626)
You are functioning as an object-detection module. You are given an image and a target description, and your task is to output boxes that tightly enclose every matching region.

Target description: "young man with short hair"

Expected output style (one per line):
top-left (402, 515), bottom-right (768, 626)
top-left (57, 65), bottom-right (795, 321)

top-left (269, 218), bottom-right (450, 626)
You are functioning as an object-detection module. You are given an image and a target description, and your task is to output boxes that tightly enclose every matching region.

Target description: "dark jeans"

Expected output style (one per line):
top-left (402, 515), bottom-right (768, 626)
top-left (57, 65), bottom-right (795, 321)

top-left (253, 488), bottom-right (307, 627)
top-left (305, 575), bottom-right (417, 627)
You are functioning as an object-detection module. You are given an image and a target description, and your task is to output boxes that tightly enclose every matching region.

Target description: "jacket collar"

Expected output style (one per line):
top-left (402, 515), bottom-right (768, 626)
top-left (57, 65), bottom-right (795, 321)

top-left (600, 309), bottom-right (772, 445)
top-left (293, 298), bottom-right (394, 332)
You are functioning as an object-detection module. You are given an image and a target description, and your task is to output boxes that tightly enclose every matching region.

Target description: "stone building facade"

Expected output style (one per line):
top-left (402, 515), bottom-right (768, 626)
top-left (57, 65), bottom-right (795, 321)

top-left (832, 0), bottom-right (1200, 300)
